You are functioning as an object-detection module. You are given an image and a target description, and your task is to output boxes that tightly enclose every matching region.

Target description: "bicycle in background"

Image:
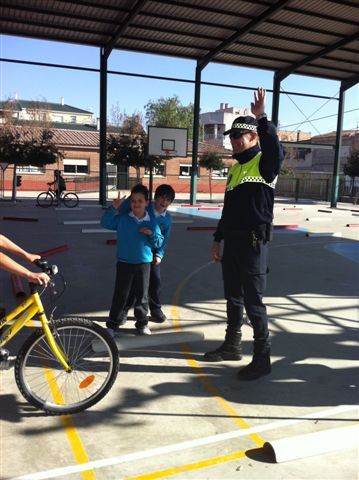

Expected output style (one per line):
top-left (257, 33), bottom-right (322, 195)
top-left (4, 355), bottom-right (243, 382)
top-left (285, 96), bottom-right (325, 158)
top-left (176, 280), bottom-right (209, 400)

top-left (0, 259), bottom-right (119, 415)
top-left (36, 185), bottom-right (79, 208)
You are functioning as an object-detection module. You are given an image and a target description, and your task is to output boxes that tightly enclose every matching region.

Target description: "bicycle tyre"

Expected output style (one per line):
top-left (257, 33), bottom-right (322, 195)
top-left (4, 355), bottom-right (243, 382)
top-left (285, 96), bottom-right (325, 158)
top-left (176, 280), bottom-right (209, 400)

top-left (15, 318), bottom-right (119, 415)
top-left (63, 192), bottom-right (79, 208)
top-left (36, 192), bottom-right (53, 208)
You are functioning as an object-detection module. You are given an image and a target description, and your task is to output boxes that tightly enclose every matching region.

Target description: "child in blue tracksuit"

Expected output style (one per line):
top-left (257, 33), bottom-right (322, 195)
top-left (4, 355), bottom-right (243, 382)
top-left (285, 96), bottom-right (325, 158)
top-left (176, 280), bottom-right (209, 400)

top-left (118, 184), bottom-right (175, 323)
top-left (101, 184), bottom-right (163, 336)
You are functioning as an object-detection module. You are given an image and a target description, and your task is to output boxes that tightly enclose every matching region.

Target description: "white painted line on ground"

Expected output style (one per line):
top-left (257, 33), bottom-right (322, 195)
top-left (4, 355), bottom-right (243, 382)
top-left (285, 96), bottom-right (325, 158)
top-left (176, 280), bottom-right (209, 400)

top-left (267, 424), bottom-right (359, 463)
top-left (55, 207), bottom-right (82, 211)
top-left (64, 220), bottom-right (100, 225)
top-left (13, 404), bottom-right (358, 480)
top-left (305, 217), bottom-right (332, 221)
top-left (306, 232), bottom-right (342, 237)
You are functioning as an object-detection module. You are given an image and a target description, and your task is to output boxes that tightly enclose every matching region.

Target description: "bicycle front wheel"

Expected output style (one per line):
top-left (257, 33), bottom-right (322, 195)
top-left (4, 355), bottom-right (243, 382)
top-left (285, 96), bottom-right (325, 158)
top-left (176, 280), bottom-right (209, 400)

top-left (63, 192), bottom-right (79, 208)
top-left (15, 318), bottom-right (119, 415)
top-left (36, 192), bottom-right (53, 207)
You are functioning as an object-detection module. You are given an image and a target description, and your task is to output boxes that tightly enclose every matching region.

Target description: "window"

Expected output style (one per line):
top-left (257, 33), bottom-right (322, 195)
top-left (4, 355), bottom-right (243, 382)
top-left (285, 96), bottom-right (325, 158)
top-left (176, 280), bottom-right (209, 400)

top-left (17, 165), bottom-right (45, 174)
top-left (70, 115), bottom-right (77, 123)
top-left (144, 163), bottom-right (165, 177)
top-left (179, 164), bottom-right (199, 178)
top-left (52, 115), bottom-right (64, 122)
top-left (63, 159), bottom-right (89, 175)
top-left (212, 167), bottom-right (229, 178)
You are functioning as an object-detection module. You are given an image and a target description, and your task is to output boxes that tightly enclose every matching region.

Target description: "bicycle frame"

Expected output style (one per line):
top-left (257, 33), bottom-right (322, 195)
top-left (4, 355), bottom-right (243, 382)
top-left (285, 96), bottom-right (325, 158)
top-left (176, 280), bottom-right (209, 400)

top-left (0, 292), bottom-right (72, 372)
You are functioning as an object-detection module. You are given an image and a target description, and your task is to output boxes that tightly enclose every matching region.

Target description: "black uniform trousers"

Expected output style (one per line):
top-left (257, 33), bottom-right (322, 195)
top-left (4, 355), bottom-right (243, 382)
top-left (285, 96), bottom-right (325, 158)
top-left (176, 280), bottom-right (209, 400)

top-left (148, 263), bottom-right (162, 315)
top-left (107, 261), bottom-right (150, 330)
top-left (125, 262), bottom-right (163, 315)
top-left (222, 231), bottom-right (269, 342)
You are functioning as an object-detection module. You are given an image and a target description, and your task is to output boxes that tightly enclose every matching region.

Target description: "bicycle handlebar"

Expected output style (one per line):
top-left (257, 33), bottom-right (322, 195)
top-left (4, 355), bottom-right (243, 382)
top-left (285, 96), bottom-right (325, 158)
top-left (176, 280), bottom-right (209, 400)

top-left (34, 258), bottom-right (58, 276)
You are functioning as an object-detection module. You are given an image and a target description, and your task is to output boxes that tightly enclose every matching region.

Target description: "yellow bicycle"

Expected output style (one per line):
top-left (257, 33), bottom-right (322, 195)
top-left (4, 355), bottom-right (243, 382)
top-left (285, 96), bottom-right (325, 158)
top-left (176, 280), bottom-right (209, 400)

top-left (0, 259), bottom-right (119, 415)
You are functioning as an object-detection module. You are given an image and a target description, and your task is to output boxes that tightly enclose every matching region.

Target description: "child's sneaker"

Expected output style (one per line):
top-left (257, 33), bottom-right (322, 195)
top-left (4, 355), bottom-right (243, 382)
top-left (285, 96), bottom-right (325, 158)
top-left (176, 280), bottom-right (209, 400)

top-left (136, 325), bottom-right (152, 336)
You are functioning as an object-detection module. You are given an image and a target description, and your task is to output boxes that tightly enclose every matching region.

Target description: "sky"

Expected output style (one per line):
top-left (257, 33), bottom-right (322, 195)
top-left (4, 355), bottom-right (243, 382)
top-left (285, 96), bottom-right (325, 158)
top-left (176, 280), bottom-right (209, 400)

top-left (1, 34), bottom-right (358, 137)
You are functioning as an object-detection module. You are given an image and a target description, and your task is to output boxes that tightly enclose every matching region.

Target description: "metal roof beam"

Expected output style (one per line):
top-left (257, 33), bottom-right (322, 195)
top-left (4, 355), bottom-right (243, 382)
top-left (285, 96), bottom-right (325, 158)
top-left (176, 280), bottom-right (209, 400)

top-left (277, 30), bottom-right (359, 80)
top-left (197, 0), bottom-right (292, 68)
top-left (104, 0), bottom-right (148, 58)
top-left (341, 75), bottom-right (359, 91)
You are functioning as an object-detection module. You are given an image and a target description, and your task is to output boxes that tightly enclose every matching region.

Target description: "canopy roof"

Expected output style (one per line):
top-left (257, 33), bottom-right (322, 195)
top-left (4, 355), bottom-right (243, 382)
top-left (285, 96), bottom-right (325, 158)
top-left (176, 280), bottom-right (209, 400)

top-left (1, 0), bottom-right (358, 84)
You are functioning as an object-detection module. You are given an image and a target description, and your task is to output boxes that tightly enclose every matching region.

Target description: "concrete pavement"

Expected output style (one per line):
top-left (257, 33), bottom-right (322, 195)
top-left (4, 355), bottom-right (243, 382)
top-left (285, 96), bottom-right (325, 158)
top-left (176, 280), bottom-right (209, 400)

top-left (0, 194), bottom-right (358, 480)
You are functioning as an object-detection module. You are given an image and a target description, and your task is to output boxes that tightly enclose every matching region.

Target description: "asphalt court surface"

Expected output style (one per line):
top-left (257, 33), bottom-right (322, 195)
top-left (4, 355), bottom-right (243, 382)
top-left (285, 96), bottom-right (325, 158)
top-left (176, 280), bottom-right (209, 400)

top-left (0, 194), bottom-right (358, 480)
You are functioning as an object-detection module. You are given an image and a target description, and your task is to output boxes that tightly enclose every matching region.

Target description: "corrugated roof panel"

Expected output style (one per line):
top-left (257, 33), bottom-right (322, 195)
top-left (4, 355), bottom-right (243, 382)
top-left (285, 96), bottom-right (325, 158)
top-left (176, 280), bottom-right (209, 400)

top-left (118, 38), bottom-right (202, 59)
top-left (217, 51), bottom-right (290, 70)
top-left (227, 44), bottom-right (302, 64)
top-left (0, 0), bottom-right (357, 83)
top-left (290, 0), bottom-right (359, 24)
top-left (123, 28), bottom-right (216, 51)
top-left (297, 64), bottom-right (352, 81)
top-left (258, 21), bottom-right (341, 45)
top-left (274, 9), bottom-right (357, 37)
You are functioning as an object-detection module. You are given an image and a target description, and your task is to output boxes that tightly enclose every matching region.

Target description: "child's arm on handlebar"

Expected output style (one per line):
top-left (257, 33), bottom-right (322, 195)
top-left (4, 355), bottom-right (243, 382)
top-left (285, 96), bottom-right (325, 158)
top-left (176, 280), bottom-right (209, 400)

top-left (0, 234), bottom-right (50, 285)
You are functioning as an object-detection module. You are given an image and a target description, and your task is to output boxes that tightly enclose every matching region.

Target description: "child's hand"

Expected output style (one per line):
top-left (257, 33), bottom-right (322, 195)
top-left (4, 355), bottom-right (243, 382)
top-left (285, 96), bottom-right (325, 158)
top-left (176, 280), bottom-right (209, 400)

top-left (153, 256), bottom-right (162, 265)
top-left (112, 191), bottom-right (126, 210)
top-left (139, 227), bottom-right (153, 236)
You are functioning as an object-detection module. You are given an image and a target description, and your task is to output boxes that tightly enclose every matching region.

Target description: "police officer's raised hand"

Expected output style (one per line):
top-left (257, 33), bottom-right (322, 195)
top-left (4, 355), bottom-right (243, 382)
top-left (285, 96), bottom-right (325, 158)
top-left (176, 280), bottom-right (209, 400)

top-left (251, 87), bottom-right (266, 118)
top-left (112, 191), bottom-right (127, 210)
top-left (211, 242), bottom-right (222, 262)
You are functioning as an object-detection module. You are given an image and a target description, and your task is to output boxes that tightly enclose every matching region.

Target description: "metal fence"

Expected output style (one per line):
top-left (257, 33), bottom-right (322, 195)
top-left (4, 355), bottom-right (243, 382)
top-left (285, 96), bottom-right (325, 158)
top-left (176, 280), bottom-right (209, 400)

top-left (2, 165), bottom-right (358, 204)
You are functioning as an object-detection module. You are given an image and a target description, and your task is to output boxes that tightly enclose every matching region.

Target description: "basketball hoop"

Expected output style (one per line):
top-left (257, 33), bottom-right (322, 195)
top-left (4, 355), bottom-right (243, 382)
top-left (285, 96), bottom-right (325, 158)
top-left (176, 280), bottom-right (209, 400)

top-left (162, 149), bottom-right (177, 157)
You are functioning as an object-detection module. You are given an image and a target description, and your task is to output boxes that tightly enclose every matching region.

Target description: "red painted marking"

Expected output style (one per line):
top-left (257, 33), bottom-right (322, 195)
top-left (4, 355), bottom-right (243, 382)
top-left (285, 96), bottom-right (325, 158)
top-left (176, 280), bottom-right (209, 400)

top-left (3, 216), bottom-right (38, 222)
top-left (11, 274), bottom-right (26, 298)
top-left (351, 209), bottom-right (359, 213)
top-left (187, 226), bottom-right (216, 231)
top-left (346, 224), bottom-right (359, 227)
top-left (181, 204), bottom-right (202, 207)
top-left (37, 245), bottom-right (69, 257)
top-left (106, 239), bottom-right (117, 245)
top-left (197, 207), bottom-right (221, 210)
top-left (274, 225), bottom-right (298, 229)
top-left (318, 209), bottom-right (332, 213)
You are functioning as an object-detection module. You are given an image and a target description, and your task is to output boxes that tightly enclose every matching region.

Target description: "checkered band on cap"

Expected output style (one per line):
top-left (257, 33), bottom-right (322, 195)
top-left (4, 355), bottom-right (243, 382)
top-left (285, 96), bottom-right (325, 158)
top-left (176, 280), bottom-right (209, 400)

top-left (231, 123), bottom-right (257, 131)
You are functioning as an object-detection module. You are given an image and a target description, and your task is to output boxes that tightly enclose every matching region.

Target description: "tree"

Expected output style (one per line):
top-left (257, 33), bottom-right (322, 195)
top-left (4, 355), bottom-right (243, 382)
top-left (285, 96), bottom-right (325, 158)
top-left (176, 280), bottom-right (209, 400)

top-left (343, 150), bottom-right (359, 199)
top-left (109, 103), bottom-right (145, 135)
top-left (144, 95), bottom-right (196, 139)
top-left (199, 149), bottom-right (225, 202)
top-left (121, 112), bottom-right (145, 135)
top-left (0, 126), bottom-right (63, 200)
top-left (107, 133), bottom-right (159, 182)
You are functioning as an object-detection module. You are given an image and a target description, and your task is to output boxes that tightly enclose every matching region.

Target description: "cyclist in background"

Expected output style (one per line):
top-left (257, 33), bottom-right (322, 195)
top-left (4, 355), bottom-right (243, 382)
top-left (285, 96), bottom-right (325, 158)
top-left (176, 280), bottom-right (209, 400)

top-left (48, 171), bottom-right (66, 198)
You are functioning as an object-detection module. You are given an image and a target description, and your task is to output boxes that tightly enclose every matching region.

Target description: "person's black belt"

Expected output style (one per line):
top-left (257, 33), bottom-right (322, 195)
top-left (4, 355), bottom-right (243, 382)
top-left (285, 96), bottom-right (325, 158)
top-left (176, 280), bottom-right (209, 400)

top-left (225, 223), bottom-right (273, 242)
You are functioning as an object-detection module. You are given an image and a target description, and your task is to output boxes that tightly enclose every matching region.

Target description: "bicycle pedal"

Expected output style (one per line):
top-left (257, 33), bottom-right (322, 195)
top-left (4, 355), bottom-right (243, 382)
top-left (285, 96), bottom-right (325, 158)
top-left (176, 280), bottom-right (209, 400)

top-left (0, 360), bottom-right (11, 370)
top-left (0, 348), bottom-right (9, 361)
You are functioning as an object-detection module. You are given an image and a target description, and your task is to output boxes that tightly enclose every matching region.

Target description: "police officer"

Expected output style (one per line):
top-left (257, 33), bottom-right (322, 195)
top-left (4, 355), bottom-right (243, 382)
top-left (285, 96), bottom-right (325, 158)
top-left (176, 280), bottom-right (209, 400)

top-left (204, 87), bottom-right (284, 380)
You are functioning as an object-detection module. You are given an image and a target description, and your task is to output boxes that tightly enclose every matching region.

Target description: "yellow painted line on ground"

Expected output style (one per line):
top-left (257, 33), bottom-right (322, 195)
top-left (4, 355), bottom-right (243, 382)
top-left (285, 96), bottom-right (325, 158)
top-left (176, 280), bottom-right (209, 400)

top-left (29, 319), bottom-right (96, 480)
top-left (171, 262), bottom-right (265, 448)
top-left (125, 449), bottom-right (247, 480)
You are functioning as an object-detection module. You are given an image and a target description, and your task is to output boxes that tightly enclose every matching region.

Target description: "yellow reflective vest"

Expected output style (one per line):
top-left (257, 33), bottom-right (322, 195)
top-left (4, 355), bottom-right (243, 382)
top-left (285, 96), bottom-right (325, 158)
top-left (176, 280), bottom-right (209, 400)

top-left (226, 152), bottom-right (277, 192)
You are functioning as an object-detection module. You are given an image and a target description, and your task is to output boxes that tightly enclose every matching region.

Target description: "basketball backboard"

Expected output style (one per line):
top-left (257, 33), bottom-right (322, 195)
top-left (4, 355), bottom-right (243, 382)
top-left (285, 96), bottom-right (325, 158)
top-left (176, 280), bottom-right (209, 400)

top-left (148, 126), bottom-right (188, 157)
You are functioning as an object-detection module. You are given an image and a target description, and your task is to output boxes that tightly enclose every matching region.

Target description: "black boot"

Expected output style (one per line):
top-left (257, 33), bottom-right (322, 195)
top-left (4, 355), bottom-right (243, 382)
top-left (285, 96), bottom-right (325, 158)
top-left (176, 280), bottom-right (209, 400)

top-left (237, 340), bottom-right (271, 380)
top-left (204, 331), bottom-right (242, 362)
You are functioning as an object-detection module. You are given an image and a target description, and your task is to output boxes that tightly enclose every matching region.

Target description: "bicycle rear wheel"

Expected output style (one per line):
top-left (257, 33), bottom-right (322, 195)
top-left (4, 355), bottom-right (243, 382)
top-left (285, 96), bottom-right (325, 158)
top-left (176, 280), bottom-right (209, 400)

top-left (63, 192), bottom-right (79, 208)
top-left (36, 192), bottom-right (53, 207)
top-left (15, 318), bottom-right (119, 415)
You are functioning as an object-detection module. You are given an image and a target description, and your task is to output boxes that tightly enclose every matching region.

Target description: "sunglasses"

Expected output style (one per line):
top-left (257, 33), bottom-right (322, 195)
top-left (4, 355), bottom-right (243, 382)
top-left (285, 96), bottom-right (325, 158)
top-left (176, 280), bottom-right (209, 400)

top-left (229, 132), bottom-right (247, 139)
